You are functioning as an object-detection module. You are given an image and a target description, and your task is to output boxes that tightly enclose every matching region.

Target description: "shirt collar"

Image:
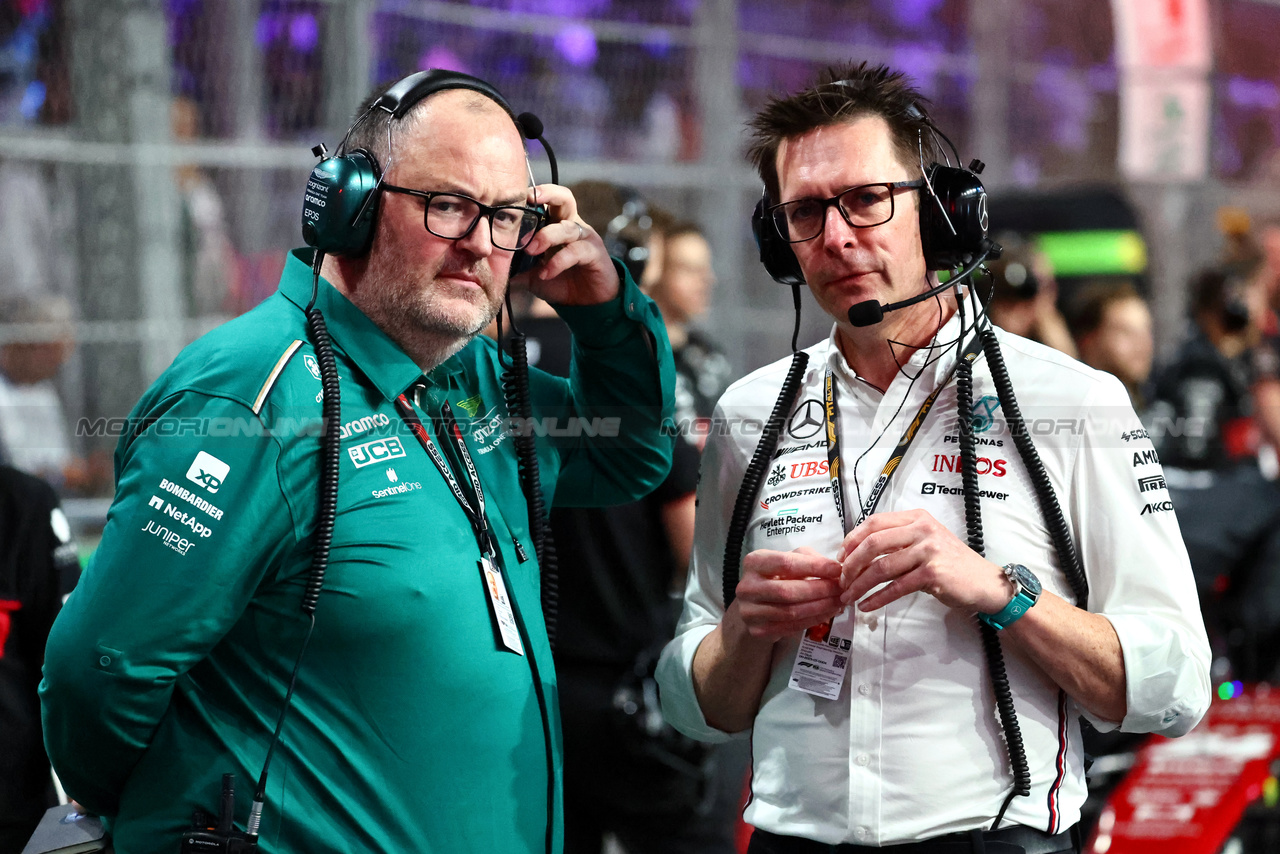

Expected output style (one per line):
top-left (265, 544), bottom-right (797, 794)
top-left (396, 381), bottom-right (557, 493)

top-left (278, 248), bottom-right (444, 402)
top-left (822, 308), bottom-right (967, 391)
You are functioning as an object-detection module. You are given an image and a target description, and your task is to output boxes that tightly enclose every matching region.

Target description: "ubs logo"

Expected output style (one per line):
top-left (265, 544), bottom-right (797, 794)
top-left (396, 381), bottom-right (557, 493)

top-left (788, 399), bottom-right (824, 439)
top-left (348, 437), bottom-right (407, 468)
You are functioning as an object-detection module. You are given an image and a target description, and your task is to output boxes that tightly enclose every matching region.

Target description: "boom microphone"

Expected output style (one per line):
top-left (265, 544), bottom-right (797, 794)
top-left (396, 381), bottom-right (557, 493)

top-left (846, 239), bottom-right (1002, 328)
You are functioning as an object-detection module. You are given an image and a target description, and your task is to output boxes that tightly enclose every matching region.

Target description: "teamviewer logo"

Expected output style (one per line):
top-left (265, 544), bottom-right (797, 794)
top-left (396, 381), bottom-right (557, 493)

top-left (186, 451), bottom-right (230, 494)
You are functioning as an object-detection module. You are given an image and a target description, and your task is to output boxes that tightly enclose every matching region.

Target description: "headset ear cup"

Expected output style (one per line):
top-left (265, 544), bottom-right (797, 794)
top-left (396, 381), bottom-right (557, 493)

top-left (301, 149), bottom-right (381, 257)
top-left (752, 196), bottom-right (806, 286)
top-left (918, 163), bottom-right (989, 271)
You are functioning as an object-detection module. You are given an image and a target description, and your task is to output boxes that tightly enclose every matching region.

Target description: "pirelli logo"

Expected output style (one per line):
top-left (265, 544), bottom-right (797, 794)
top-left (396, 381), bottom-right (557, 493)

top-left (348, 437), bottom-right (407, 468)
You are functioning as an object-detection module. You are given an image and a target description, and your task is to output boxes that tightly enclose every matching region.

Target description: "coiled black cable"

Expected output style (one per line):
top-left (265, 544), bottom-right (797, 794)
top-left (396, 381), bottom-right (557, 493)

top-left (302, 305), bottom-right (342, 615)
top-left (980, 326), bottom-right (1088, 606)
top-left (957, 347), bottom-right (1032, 825)
top-left (724, 283), bottom-right (808, 606)
top-left (249, 254), bottom-right (342, 835)
top-left (500, 328), bottom-right (559, 648)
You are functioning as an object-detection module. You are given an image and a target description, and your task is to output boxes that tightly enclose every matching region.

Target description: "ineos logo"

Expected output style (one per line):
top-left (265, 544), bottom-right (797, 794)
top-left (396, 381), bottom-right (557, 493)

top-left (788, 399), bottom-right (824, 439)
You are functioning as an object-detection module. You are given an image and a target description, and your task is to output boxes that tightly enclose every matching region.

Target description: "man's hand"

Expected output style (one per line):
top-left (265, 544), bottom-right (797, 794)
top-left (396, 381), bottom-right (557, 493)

top-left (514, 183), bottom-right (620, 306)
top-left (732, 546), bottom-right (844, 642)
top-left (837, 509), bottom-right (1011, 614)
top-left (691, 546), bottom-right (842, 732)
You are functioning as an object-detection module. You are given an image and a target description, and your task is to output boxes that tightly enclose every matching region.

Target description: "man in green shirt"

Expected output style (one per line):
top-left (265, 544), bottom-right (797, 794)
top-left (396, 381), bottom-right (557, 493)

top-left (40, 72), bottom-right (675, 853)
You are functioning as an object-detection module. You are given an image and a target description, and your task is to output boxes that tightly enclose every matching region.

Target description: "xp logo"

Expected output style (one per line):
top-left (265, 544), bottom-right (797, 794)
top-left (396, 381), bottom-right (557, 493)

top-left (185, 451), bottom-right (230, 494)
top-left (971, 395), bottom-right (1001, 433)
top-left (788, 399), bottom-right (824, 439)
top-left (348, 437), bottom-right (407, 468)
top-left (303, 354), bottom-right (322, 381)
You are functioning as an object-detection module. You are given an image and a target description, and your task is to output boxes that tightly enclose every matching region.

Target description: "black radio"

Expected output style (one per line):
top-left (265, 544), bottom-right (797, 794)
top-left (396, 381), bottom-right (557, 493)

top-left (179, 774), bottom-right (258, 853)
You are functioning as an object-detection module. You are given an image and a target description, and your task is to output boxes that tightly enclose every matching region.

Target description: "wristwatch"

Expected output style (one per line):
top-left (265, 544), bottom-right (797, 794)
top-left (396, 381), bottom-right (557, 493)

top-left (978, 563), bottom-right (1042, 630)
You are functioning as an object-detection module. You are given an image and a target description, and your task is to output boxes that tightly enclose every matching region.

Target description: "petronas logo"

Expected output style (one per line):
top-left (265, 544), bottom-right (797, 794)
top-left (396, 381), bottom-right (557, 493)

top-left (456, 395), bottom-right (484, 418)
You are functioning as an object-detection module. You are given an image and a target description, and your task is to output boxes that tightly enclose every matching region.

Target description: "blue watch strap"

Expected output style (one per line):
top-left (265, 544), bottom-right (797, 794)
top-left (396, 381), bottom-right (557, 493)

top-left (978, 592), bottom-right (1036, 630)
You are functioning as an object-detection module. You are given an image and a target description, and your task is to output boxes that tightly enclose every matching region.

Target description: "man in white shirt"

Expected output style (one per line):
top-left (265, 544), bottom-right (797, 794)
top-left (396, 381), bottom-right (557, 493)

top-left (656, 61), bottom-right (1210, 854)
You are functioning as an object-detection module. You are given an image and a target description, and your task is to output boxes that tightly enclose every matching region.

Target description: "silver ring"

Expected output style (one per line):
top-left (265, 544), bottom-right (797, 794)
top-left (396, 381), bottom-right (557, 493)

top-left (576, 222), bottom-right (585, 241)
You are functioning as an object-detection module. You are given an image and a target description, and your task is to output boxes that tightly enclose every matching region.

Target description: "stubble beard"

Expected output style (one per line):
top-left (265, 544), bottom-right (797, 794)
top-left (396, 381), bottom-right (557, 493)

top-left (355, 243), bottom-right (505, 370)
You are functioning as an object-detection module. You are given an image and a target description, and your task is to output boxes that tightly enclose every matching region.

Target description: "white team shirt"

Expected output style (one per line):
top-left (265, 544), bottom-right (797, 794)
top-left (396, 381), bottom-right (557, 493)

top-left (656, 316), bottom-right (1211, 845)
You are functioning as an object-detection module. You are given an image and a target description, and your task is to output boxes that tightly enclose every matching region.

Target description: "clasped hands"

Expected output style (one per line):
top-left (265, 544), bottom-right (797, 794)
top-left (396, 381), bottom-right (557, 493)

top-left (729, 509), bottom-right (1018, 643)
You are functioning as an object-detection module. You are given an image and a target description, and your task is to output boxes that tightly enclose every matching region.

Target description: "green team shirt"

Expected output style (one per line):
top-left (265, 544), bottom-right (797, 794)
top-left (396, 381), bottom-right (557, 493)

top-left (40, 249), bottom-right (676, 853)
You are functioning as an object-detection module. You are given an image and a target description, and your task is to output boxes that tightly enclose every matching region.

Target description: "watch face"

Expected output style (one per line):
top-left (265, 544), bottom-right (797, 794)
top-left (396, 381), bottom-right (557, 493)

top-left (1010, 563), bottom-right (1042, 598)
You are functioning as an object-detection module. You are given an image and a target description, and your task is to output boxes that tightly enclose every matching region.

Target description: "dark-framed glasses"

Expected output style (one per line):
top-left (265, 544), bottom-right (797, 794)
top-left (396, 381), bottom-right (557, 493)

top-left (769, 179), bottom-right (925, 243)
top-left (382, 185), bottom-right (545, 251)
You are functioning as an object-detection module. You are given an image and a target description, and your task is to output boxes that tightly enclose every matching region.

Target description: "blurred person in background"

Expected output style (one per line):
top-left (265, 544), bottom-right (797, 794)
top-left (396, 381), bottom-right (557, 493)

top-left (0, 294), bottom-right (107, 496)
top-left (517, 180), bottom-right (740, 854)
top-left (171, 94), bottom-right (241, 319)
top-left (0, 465), bottom-right (79, 853)
top-left (646, 221), bottom-right (734, 448)
top-left (981, 237), bottom-right (1077, 359)
top-left (1249, 217), bottom-right (1280, 469)
top-left (1069, 280), bottom-right (1154, 410)
top-left (1147, 266), bottom-right (1280, 681)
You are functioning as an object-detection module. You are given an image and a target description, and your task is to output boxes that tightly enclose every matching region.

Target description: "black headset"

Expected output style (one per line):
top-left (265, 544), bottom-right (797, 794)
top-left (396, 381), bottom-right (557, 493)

top-left (750, 107), bottom-right (990, 286)
top-left (300, 68), bottom-right (551, 273)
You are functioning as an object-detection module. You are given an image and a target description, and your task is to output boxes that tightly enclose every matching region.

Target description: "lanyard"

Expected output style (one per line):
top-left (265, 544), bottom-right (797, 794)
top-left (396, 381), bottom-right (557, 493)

top-left (825, 334), bottom-right (985, 533)
top-left (394, 393), bottom-right (494, 558)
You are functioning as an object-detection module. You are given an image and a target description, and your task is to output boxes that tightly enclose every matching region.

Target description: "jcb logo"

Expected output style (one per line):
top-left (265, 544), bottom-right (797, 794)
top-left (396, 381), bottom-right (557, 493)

top-left (348, 437), bottom-right (407, 468)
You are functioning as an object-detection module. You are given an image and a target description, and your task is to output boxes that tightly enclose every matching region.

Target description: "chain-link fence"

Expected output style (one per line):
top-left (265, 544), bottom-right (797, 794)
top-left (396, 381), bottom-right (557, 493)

top-left (2, 0), bottom-right (1280, 516)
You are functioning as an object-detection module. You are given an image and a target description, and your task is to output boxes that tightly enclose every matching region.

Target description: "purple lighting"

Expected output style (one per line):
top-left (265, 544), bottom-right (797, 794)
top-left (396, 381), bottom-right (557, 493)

top-left (289, 13), bottom-right (319, 52)
top-left (554, 24), bottom-right (598, 68)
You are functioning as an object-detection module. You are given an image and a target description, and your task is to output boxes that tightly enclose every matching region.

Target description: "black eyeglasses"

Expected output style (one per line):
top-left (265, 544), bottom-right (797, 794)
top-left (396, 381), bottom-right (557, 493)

top-left (769, 180), bottom-right (925, 243)
top-left (381, 185), bottom-right (545, 251)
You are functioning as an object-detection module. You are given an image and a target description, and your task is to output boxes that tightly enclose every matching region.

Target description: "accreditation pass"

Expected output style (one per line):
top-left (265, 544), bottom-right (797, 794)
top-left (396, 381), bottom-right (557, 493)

top-left (788, 608), bottom-right (854, 700)
top-left (480, 556), bottom-right (524, 655)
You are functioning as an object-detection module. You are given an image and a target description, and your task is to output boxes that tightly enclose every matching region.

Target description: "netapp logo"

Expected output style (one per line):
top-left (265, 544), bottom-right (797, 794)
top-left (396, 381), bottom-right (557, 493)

top-left (1141, 500), bottom-right (1175, 515)
top-left (920, 482), bottom-right (1009, 501)
top-left (1138, 474), bottom-right (1167, 493)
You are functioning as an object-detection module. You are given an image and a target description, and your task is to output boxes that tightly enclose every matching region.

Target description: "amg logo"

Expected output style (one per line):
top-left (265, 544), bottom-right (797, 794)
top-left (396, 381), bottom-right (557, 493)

top-left (1138, 474), bottom-right (1167, 493)
top-left (1140, 500), bottom-right (1175, 515)
top-left (348, 437), bottom-right (407, 468)
top-left (1132, 449), bottom-right (1161, 467)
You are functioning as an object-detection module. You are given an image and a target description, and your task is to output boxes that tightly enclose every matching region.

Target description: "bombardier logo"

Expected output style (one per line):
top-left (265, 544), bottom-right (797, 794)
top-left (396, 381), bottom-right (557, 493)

top-left (348, 437), bottom-right (407, 468)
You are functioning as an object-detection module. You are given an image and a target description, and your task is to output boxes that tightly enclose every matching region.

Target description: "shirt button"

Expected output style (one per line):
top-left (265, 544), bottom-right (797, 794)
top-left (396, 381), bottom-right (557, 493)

top-left (868, 616), bottom-right (879, 631)
top-left (858, 683), bottom-right (872, 696)
top-left (856, 827), bottom-right (870, 840)
top-left (98, 655), bottom-right (111, 667)
top-left (856, 753), bottom-right (871, 766)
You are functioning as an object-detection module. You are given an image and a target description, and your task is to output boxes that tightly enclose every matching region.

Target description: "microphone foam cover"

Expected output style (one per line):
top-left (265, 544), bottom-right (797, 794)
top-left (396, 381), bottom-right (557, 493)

top-left (848, 300), bottom-right (885, 328)
top-left (516, 111), bottom-right (544, 141)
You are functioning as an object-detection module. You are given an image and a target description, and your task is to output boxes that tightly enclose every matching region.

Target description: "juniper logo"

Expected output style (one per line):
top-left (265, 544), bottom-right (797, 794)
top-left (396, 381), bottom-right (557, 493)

top-left (185, 451), bottom-right (230, 494)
